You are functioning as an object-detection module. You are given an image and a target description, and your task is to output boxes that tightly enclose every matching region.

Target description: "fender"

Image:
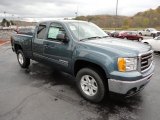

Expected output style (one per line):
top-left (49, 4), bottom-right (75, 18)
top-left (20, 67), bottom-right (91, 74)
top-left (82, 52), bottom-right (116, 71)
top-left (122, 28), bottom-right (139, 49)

top-left (72, 46), bottom-right (117, 78)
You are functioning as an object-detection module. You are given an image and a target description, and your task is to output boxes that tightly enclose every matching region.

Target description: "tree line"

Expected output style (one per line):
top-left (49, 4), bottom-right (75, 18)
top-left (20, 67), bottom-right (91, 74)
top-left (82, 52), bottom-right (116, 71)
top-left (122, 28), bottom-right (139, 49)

top-left (0, 18), bottom-right (15, 27)
top-left (75, 6), bottom-right (160, 29)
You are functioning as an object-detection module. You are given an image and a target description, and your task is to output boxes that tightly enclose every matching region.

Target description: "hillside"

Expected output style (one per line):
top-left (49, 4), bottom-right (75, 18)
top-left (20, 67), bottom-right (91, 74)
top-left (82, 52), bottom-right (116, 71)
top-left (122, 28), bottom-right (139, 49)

top-left (75, 6), bottom-right (160, 29)
top-left (13, 20), bottom-right (36, 26)
top-left (0, 19), bottom-right (36, 27)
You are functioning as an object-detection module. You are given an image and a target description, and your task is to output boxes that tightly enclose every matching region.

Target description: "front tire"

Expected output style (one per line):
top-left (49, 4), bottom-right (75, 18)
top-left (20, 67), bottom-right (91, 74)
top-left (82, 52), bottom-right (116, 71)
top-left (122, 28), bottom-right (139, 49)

top-left (17, 50), bottom-right (30, 68)
top-left (76, 68), bottom-right (106, 103)
top-left (124, 37), bottom-right (128, 40)
top-left (138, 38), bottom-right (143, 42)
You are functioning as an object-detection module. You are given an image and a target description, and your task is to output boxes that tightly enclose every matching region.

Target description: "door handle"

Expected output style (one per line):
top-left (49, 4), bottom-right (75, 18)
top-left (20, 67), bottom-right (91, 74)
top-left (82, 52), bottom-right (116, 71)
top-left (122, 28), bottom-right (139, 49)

top-left (44, 44), bottom-right (49, 48)
top-left (44, 44), bottom-right (55, 48)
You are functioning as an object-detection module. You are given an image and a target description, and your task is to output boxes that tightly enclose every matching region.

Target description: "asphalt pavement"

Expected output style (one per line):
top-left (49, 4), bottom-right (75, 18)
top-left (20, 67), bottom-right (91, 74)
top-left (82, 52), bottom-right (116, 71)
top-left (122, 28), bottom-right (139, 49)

top-left (0, 44), bottom-right (160, 120)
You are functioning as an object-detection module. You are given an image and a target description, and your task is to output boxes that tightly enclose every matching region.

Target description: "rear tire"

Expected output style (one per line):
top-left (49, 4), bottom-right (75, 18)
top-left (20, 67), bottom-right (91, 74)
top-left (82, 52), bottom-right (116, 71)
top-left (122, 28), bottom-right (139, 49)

top-left (76, 68), bottom-right (106, 103)
top-left (17, 50), bottom-right (30, 68)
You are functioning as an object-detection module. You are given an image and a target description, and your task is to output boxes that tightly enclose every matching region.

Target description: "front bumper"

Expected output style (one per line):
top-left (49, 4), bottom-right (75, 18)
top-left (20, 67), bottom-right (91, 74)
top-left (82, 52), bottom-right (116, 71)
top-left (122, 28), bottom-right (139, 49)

top-left (108, 73), bottom-right (153, 96)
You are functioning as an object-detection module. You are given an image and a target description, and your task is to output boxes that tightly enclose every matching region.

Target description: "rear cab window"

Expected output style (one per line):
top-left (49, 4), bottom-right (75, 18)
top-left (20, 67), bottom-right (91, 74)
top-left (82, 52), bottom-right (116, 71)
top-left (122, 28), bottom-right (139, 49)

top-left (37, 24), bottom-right (47, 39)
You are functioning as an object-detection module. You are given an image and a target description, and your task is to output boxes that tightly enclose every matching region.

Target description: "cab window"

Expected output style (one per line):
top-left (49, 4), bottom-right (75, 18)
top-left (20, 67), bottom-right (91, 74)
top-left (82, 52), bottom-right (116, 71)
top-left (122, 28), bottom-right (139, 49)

top-left (37, 24), bottom-right (47, 39)
top-left (47, 23), bottom-right (65, 41)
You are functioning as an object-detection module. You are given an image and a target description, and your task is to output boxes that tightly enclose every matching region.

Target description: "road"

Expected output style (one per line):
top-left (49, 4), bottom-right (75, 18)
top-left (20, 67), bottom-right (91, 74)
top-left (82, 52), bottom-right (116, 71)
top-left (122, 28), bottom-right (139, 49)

top-left (0, 44), bottom-right (160, 120)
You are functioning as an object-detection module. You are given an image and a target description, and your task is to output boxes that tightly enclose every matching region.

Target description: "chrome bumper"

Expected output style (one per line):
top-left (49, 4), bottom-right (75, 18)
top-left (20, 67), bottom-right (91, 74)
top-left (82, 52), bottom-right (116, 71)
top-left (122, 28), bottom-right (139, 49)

top-left (108, 73), bottom-right (153, 95)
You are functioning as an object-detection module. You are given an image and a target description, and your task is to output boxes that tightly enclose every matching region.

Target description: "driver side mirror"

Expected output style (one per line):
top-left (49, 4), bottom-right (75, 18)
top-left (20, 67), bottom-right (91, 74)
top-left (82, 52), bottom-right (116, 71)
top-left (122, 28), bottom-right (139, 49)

top-left (57, 33), bottom-right (69, 43)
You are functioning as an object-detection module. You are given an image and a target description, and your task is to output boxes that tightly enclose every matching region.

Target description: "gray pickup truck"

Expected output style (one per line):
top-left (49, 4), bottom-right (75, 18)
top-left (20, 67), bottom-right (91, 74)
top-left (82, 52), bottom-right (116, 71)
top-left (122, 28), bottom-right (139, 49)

top-left (11, 20), bottom-right (154, 102)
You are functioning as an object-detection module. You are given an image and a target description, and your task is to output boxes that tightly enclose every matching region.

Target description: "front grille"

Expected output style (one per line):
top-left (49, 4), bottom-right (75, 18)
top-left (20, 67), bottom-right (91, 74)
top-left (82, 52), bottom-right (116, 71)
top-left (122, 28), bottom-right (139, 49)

top-left (140, 51), bottom-right (153, 72)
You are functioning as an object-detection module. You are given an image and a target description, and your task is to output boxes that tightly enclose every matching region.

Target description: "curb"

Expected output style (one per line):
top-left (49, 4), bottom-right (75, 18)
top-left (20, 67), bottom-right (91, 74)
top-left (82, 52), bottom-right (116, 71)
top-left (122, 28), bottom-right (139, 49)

top-left (0, 41), bottom-right (10, 47)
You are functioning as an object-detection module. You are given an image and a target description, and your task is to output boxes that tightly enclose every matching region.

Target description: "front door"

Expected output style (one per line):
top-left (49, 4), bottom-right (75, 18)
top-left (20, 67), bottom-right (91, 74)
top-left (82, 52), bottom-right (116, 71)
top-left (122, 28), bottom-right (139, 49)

top-left (43, 22), bottom-right (73, 72)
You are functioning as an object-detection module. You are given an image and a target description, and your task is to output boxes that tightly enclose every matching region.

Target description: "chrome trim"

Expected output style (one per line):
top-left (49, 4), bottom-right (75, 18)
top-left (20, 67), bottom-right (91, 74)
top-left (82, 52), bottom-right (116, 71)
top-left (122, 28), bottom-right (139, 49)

top-left (138, 50), bottom-right (154, 73)
top-left (141, 61), bottom-right (153, 73)
top-left (108, 73), bottom-right (153, 94)
top-left (141, 54), bottom-right (152, 60)
top-left (141, 61), bottom-right (147, 64)
top-left (16, 34), bottom-right (33, 37)
top-left (138, 50), bottom-right (153, 57)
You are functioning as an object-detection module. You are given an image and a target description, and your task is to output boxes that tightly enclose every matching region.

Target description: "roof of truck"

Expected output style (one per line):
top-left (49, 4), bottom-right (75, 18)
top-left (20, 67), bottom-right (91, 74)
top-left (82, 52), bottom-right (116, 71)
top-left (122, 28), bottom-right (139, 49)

top-left (38, 20), bottom-right (89, 25)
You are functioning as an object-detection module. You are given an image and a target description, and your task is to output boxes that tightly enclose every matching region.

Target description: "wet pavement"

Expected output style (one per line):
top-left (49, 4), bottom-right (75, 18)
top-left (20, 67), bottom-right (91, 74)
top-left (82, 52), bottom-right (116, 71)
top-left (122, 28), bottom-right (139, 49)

top-left (0, 44), bottom-right (160, 120)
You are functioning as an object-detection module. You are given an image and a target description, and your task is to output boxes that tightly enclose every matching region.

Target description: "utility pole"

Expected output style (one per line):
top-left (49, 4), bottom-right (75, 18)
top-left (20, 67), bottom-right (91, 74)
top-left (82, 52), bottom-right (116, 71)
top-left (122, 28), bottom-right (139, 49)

top-left (3, 11), bottom-right (7, 27)
top-left (4, 11), bottom-right (6, 19)
top-left (75, 5), bottom-right (78, 18)
top-left (115, 0), bottom-right (119, 31)
top-left (12, 14), bottom-right (14, 20)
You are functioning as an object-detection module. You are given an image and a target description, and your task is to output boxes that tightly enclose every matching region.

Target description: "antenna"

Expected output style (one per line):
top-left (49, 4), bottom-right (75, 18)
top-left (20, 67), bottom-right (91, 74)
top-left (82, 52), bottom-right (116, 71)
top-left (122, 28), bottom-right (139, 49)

top-left (4, 11), bottom-right (6, 19)
top-left (75, 5), bottom-right (80, 41)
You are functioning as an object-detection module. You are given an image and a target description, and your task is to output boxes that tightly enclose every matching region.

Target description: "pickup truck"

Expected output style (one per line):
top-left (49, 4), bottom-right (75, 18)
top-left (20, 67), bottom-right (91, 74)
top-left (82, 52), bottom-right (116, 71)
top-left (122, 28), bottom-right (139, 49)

top-left (142, 36), bottom-right (160, 52)
top-left (138, 28), bottom-right (160, 37)
top-left (11, 20), bottom-right (154, 103)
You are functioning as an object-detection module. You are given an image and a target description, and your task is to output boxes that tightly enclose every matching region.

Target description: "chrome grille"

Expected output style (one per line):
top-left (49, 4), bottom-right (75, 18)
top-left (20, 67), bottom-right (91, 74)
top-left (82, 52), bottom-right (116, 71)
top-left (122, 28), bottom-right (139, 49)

top-left (140, 51), bottom-right (153, 72)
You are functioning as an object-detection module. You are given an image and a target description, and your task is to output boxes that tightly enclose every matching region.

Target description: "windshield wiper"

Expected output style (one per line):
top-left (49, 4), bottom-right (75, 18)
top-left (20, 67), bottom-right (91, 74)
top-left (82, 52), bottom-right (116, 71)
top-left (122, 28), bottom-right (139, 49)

top-left (79, 36), bottom-right (102, 41)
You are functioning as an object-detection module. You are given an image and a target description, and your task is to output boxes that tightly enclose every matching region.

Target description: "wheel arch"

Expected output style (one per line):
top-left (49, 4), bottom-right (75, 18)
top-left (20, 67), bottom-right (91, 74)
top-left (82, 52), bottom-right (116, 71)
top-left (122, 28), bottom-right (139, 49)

top-left (144, 42), bottom-right (149, 44)
top-left (73, 60), bottom-right (109, 89)
top-left (74, 59), bottom-right (109, 94)
top-left (14, 44), bottom-right (23, 53)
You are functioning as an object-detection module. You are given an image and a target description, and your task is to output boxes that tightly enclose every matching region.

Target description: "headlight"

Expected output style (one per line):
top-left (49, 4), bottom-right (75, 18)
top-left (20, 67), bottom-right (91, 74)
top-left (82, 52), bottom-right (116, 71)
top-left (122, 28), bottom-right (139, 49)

top-left (118, 57), bottom-right (137, 72)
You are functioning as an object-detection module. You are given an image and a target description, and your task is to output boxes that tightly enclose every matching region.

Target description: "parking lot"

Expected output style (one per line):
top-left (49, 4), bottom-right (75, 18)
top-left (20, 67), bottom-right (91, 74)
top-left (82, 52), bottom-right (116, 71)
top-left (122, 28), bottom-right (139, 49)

top-left (0, 42), bottom-right (159, 120)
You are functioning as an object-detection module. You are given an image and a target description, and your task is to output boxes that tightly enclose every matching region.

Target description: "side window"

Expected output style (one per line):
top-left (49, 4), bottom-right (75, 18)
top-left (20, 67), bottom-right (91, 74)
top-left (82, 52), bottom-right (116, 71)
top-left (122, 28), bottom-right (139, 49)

top-left (37, 25), bottom-right (47, 39)
top-left (132, 32), bottom-right (136, 35)
top-left (47, 23), bottom-right (65, 41)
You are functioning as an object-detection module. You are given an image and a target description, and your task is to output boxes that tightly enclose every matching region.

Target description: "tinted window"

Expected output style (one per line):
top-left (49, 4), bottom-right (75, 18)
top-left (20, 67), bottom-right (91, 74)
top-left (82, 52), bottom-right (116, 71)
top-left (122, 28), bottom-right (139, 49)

top-left (47, 23), bottom-right (65, 41)
top-left (132, 32), bottom-right (137, 35)
top-left (37, 25), bottom-right (47, 39)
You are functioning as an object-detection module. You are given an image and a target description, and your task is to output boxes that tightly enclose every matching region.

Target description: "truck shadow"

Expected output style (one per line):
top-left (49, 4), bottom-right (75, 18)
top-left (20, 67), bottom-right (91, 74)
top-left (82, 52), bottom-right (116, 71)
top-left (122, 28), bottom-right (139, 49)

top-left (23, 61), bottom-right (144, 119)
top-left (24, 61), bottom-right (75, 86)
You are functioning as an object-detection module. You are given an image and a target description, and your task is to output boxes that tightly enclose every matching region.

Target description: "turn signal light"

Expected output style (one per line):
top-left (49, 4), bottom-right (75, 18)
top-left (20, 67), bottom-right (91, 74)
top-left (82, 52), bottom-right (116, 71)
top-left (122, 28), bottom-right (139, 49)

top-left (118, 58), bottom-right (126, 72)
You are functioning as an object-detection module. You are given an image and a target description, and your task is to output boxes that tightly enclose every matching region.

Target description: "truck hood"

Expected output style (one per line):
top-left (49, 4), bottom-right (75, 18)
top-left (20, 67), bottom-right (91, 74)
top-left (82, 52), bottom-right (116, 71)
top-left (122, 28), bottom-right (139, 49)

top-left (151, 30), bottom-right (160, 34)
top-left (81, 38), bottom-right (151, 57)
top-left (142, 39), bottom-right (153, 42)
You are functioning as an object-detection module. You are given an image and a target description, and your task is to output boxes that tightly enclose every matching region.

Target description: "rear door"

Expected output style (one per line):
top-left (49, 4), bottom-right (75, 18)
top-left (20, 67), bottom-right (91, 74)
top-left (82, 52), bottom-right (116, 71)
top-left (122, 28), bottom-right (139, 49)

top-left (126, 32), bottom-right (132, 39)
top-left (43, 22), bottom-right (73, 72)
top-left (146, 29), bottom-right (150, 36)
top-left (131, 32), bottom-right (138, 40)
top-left (32, 23), bottom-right (47, 61)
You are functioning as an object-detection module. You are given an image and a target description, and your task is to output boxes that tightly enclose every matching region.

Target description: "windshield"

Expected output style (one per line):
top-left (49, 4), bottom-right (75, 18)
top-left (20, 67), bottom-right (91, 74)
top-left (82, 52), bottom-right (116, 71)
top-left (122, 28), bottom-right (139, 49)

top-left (67, 22), bottom-right (108, 40)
